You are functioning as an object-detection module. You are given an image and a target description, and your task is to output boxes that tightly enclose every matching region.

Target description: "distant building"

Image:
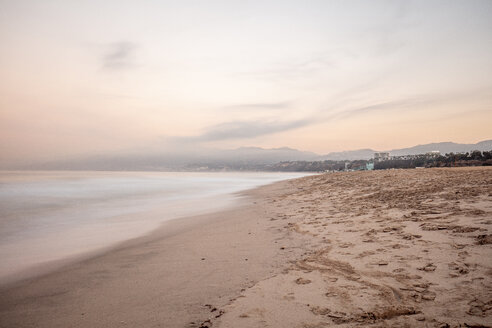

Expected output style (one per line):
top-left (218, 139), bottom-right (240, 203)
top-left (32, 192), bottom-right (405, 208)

top-left (351, 164), bottom-right (366, 171)
top-left (366, 162), bottom-right (374, 170)
top-left (374, 152), bottom-right (390, 162)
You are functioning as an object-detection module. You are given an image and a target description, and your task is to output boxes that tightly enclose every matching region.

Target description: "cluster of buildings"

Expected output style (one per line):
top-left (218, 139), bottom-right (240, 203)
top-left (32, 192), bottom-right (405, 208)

top-left (374, 151), bottom-right (441, 162)
top-left (329, 151), bottom-right (446, 173)
top-left (344, 161), bottom-right (374, 171)
top-left (342, 151), bottom-right (442, 172)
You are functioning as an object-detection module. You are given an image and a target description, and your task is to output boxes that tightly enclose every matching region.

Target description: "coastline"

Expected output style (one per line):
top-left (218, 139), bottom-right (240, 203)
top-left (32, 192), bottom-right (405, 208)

top-left (0, 177), bottom-right (310, 328)
top-left (1, 167), bottom-right (490, 328)
top-left (0, 171), bottom-right (309, 287)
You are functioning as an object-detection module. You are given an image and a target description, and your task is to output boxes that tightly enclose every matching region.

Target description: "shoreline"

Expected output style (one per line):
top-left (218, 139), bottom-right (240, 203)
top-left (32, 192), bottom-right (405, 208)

top-left (0, 193), bottom-right (247, 288)
top-left (0, 177), bottom-right (310, 328)
top-left (0, 171), bottom-right (309, 288)
top-left (1, 167), bottom-right (490, 328)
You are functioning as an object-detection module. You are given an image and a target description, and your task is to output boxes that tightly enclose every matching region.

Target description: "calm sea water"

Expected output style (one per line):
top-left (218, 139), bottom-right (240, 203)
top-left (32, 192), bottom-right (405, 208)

top-left (0, 171), bottom-right (308, 283)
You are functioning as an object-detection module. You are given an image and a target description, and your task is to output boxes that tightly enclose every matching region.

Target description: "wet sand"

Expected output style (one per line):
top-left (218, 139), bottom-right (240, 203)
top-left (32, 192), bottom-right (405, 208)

top-left (0, 181), bottom-right (309, 328)
top-left (1, 167), bottom-right (491, 327)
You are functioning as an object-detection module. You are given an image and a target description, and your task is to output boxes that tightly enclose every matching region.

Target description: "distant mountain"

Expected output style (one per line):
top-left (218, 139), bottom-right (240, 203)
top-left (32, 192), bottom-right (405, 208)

top-left (388, 140), bottom-right (492, 156)
top-left (220, 147), bottom-right (319, 164)
top-left (10, 140), bottom-right (491, 170)
top-left (20, 146), bottom-right (320, 171)
top-left (320, 140), bottom-right (492, 160)
top-left (320, 149), bottom-right (375, 161)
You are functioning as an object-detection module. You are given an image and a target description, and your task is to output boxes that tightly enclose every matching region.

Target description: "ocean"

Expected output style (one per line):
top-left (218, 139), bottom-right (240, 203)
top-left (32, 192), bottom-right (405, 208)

top-left (0, 170), bottom-right (308, 283)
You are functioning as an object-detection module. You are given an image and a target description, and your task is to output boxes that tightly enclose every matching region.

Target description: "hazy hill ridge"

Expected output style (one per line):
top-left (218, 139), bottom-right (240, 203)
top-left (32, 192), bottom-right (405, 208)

top-left (320, 140), bottom-right (492, 160)
top-left (9, 140), bottom-right (492, 170)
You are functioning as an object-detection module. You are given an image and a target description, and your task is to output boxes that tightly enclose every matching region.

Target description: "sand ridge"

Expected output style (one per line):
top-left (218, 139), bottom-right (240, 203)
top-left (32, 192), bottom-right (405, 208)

top-left (216, 167), bottom-right (492, 328)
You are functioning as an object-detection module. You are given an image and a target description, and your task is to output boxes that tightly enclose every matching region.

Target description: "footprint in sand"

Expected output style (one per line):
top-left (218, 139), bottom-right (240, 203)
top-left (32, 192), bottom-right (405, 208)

top-left (295, 277), bottom-right (312, 285)
top-left (356, 250), bottom-right (375, 258)
top-left (310, 306), bottom-right (331, 315)
top-left (448, 262), bottom-right (470, 276)
top-left (467, 299), bottom-right (492, 317)
top-left (476, 234), bottom-right (492, 245)
top-left (417, 263), bottom-right (436, 272)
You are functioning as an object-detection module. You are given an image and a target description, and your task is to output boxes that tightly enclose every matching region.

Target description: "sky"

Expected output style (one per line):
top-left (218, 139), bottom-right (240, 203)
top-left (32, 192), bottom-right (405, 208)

top-left (1, 0), bottom-right (491, 165)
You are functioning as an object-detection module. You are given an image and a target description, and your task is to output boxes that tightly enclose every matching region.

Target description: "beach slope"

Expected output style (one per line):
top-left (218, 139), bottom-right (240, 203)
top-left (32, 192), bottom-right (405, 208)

top-left (1, 167), bottom-right (491, 328)
top-left (0, 180), bottom-right (308, 328)
top-left (218, 167), bottom-right (492, 327)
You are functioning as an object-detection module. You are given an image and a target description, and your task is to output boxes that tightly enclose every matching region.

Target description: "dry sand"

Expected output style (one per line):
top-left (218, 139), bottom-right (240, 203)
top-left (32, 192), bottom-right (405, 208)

top-left (1, 167), bottom-right (491, 328)
top-left (218, 167), bottom-right (492, 328)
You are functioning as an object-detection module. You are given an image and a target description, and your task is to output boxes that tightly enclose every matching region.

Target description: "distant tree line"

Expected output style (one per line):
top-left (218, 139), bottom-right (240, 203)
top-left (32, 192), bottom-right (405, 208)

top-left (374, 150), bottom-right (492, 170)
top-left (264, 150), bottom-right (492, 172)
top-left (264, 160), bottom-right (347, 172)
top-left (172, 150), bottom-right (492, 172)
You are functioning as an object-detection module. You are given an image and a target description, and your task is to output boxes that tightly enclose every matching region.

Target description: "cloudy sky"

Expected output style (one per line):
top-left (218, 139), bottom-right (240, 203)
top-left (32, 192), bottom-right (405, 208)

top-left (1, 0), bottom-right (491, 165)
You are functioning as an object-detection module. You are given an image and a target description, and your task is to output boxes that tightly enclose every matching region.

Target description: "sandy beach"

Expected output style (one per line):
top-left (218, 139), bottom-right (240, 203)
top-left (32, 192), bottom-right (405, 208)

top-left (1, 167), bottom-right (491, 327)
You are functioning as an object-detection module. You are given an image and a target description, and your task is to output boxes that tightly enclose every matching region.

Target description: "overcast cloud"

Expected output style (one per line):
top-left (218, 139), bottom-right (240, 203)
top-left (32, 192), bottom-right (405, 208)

top-left (0, 0), bottom-right (491, 165)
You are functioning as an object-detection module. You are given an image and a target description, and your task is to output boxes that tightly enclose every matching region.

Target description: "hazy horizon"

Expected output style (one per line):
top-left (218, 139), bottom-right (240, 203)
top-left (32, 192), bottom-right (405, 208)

top-left (1, 1), bottom-right (492, 167)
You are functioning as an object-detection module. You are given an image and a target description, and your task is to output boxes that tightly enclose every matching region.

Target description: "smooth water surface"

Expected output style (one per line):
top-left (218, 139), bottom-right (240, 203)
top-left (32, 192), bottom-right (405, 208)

top-left (0, 171), bottom-right (308, 283)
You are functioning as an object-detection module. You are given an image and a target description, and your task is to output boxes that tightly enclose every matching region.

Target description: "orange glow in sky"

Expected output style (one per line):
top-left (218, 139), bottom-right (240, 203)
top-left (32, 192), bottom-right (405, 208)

top-left (1, 1), bottom-right (491, 166)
